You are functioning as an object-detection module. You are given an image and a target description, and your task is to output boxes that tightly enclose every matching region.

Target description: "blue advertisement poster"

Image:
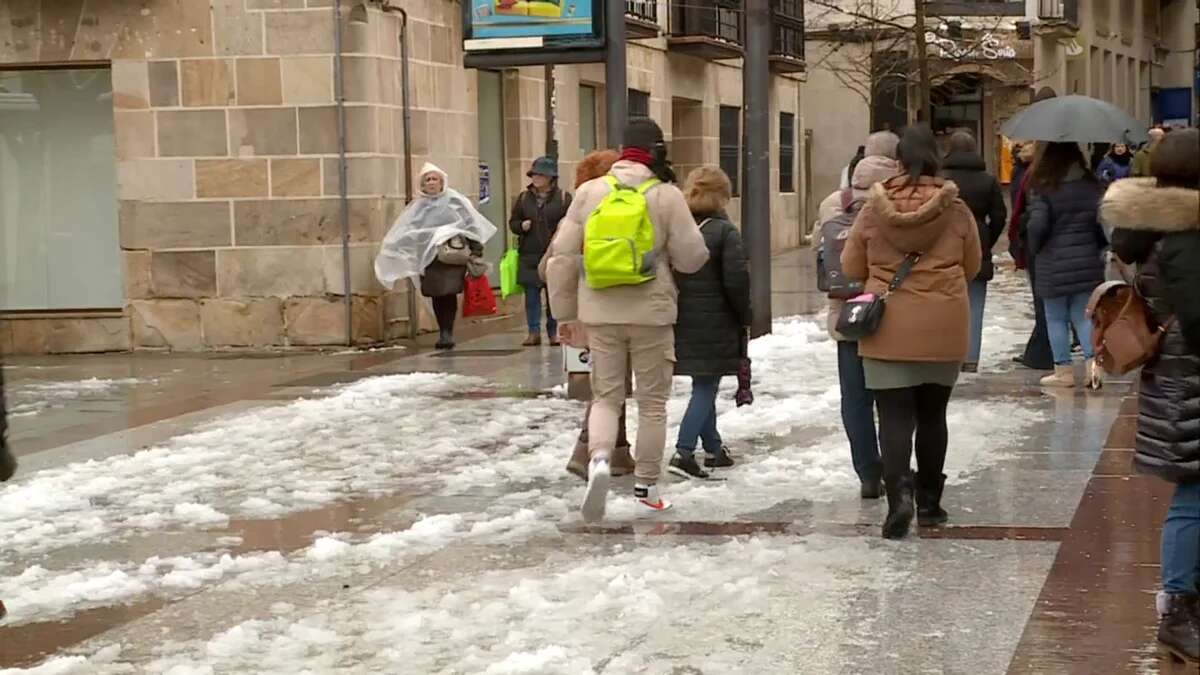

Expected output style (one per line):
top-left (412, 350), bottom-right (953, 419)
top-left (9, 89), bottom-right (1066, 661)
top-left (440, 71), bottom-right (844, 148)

top-left (467, 0), bottom-right (597, 40)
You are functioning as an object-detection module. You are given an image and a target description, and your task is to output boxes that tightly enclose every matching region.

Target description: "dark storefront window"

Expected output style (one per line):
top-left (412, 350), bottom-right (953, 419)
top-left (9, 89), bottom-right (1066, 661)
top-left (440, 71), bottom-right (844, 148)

top-left (779, 112), bottom-right (795, 193)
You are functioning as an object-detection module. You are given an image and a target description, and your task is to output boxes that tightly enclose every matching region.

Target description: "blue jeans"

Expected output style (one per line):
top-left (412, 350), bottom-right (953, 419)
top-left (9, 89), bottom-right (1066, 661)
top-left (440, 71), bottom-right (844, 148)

top-left (524, 284), bottom-right (556, 335)
top-left (676, 375), bottom-right (723, 456)
top-left (967, 280), bottom-right (988, 364)
top-left (1043, 291), bottom-right (1095, 365)
top-left (837, 340), bottom-right (882, 483)
top-left (1162, 481), bottom-right (1200, 594)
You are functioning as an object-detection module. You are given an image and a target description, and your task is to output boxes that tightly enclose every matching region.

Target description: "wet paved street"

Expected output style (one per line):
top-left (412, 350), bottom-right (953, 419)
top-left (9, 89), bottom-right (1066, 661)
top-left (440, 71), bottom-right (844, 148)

top-left (0, 269), bottom-right (1191, 674)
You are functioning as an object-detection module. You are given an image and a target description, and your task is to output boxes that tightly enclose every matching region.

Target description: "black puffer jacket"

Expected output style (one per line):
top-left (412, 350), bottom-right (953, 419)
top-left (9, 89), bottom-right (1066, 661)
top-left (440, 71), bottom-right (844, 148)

top-left (1027, 171), bottom-right (1106, 298)
top-left (674, 214), bottom-right (752, 377)
top-left (1, 360), bottom-right (14, 482)
top-left (1104, 178), bottom-right (1200, 483)
top-left (943, 152), bottom-right (1007, 281)
top-left (508, 186), bottom-right (571, 288)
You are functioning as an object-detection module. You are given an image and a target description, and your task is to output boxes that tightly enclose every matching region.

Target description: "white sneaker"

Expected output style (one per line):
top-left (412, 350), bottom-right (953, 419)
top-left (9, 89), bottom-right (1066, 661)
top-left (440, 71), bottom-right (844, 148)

top-left (634, 483), bottom-right (673, 512)
top-left (580, 457), bottom-right (610, 523)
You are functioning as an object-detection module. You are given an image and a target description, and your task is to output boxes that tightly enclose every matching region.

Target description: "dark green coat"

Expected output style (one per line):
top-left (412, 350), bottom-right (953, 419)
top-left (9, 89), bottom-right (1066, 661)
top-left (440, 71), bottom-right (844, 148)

top-left (508, 186), bottom-right (571, 288)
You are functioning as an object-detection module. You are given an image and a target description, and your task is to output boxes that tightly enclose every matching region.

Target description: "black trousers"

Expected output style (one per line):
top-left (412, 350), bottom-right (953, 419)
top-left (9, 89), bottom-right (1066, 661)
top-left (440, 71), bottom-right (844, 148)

top-left (874, 384), bottom-right (954, 486)
top-left (1022, 259), bottom-right (1054, 369)
top-left (432, 295), bottom-right (457, 334)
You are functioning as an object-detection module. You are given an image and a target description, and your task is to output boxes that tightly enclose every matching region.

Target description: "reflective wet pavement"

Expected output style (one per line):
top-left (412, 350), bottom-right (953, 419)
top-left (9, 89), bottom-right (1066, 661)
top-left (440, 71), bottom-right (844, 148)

top-left (0, 273), bottom-right (1189, 673)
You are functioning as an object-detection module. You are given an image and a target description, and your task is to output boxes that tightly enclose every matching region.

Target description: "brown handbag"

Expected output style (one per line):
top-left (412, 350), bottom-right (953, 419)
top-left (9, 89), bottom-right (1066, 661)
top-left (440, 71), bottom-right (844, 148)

top-left (1088, 281), bottom-right (1173, 375)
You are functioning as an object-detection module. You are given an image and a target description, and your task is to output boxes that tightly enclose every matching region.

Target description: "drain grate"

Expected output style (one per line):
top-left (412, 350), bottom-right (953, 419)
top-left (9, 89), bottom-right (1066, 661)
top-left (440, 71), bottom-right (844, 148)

top-left (429, 349), bottom-right (524, 358)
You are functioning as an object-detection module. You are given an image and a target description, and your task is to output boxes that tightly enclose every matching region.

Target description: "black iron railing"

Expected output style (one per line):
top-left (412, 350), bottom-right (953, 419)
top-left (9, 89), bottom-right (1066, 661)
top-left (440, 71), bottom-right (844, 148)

top-left (772, 0), bottom-right (804, 62)
top-left (627, 0), bottom-right (658, 24)
top-left (926, 1), bottom-right (1025, 16)
top-left (669, 0), bottom-right (742, 44)
top-left (1038, 0), bottom-right (1079, 24)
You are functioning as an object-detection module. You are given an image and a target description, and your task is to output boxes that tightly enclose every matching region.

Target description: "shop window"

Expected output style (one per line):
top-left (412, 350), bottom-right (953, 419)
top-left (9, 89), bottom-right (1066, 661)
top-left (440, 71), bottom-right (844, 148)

top-left (779, 112), bottom-right (795, 193)
top-left (719, 105), bottom-right (740, 196)
top-left (628, 89), bottom-right (650, 119)
top-left (1, 68), bottom-right (121, 310)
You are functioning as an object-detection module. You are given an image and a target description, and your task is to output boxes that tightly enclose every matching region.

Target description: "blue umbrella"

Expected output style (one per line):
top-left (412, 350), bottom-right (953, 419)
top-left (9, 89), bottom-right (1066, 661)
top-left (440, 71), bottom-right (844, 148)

top-left (1001, 95), bottom-right (1149, 145)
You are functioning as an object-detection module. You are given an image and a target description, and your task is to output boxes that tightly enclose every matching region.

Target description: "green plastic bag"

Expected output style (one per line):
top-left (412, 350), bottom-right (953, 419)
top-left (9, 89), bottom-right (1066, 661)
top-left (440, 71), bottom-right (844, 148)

top-left (500, 247), bottom-right (523, 299)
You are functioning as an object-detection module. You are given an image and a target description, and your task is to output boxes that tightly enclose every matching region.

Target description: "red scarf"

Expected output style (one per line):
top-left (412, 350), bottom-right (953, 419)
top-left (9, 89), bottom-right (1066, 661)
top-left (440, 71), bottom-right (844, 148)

top-left (619, 147), bottom-right (654, 167)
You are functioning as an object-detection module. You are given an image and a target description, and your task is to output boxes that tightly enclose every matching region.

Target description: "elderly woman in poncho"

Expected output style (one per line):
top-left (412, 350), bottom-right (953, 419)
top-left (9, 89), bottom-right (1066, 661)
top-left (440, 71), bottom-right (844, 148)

top-left (375, 163), bottom-right (497, 350)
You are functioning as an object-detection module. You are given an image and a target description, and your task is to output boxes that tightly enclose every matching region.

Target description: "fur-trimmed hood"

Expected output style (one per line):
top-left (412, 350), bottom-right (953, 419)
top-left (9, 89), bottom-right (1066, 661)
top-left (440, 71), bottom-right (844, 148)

top-left (868, 175), bottom-right (963, 252)
top-left (1100, 177), bottom-right (1199, 233)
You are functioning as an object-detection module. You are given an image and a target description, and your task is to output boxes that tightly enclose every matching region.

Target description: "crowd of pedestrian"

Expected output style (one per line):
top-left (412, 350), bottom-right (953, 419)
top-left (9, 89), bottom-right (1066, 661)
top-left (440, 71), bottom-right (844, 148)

top-left (0, 84), bottom-right (1192, 665)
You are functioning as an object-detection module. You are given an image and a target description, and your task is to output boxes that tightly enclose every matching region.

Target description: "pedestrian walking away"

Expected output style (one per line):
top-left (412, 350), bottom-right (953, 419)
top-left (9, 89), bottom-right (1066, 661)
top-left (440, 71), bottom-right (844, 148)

top-left (1025, 142), bottom-right (1107, 389)
top-left (1009, 87), bottom-right (1058, 372)
top-left (668, 165), bottom-right (751, 481)
top-left (374, 163), bottom-right (496, 351)
top-left (547, 117), bottom-right (708, 522)
top-left (544, 149), bottom-right (636, 483)
top-left (1103, 129), bottom-right (1200, 664)
top-left (942, 131), bottom-right (1007, 373)
top-left (842, 124), bottom-right (982, 539)
top-left (817, 130), bottom-right (899, 499)
top-left (510, 156), bottom-right (571, 347)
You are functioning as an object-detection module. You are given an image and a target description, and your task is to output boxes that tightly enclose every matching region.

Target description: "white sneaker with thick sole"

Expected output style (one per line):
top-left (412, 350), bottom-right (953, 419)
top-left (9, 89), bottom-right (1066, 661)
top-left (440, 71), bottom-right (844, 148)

top-left (580, 457), bottom-right (610, 523)
top-left (634, 483), bottom-right (673, 512)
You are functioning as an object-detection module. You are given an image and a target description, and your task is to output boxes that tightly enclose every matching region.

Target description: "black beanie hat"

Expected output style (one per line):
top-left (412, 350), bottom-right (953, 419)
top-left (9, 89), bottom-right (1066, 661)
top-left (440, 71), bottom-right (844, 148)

top-left (623, 118), bottom-right (665, 150)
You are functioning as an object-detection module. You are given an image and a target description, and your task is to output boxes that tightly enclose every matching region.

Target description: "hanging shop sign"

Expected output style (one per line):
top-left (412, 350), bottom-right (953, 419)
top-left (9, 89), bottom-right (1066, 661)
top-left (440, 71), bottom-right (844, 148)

top-left (925, 31), bottom-right (1019, 61)
top-left (463, 0), bottom-right (605, 68)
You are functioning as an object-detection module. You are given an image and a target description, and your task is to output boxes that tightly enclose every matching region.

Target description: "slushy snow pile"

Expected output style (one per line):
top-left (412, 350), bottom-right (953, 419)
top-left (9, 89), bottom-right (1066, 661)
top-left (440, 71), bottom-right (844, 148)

top-left (0, 271), bottom-right (1049, 673)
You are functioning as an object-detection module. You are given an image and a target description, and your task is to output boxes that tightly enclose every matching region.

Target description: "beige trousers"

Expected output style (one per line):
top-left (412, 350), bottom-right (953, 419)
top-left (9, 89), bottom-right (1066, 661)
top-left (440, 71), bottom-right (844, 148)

top-left (586, 324), bottom-right (675, 484)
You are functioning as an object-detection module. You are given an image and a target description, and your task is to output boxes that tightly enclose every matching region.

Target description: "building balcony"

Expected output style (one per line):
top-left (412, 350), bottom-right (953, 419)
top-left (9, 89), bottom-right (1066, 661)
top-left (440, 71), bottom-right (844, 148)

top-left (770, 1), bottom-right (805, 74)
top-left (626, 0), bottom-right (661, 39)
top-left (1036, 0), bottom-right (1079, 38)
top-left (925, 1), bottom-right (1026, 16)
top-left (668, 0), bottom-right (743, 60)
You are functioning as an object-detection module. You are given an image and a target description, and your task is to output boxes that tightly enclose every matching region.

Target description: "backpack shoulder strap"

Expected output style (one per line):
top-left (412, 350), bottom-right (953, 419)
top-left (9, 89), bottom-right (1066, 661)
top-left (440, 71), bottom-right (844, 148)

top-left (636, 178), bottom-right (662, 194)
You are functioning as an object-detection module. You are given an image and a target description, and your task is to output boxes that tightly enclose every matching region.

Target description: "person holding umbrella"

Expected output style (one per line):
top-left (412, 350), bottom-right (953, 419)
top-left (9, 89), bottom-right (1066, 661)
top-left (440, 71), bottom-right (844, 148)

top-left (1000, 93), bottom-right (1149, 386)
top-left (1025, 142), bottom-right (1107, 389)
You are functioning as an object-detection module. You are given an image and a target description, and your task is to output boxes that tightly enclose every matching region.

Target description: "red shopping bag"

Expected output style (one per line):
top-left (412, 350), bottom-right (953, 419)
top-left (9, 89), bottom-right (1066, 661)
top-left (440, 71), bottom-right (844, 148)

top-left (462, 274), bottom-right (498, 317)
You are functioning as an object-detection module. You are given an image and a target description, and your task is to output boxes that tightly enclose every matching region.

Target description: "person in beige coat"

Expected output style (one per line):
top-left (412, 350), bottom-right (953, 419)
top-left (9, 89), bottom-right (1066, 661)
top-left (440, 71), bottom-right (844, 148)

top-left (547, 118), bottom-right (709, 522)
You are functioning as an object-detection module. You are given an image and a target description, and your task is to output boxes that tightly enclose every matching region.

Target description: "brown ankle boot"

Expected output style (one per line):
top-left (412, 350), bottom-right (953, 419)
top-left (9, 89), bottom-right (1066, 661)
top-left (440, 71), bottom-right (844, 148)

top-left (610, 445), bottom-right (635, 477)
top-left (566, 440), bottom-right (589, 481)
top-left (522, 332), bottom-right (542, 347)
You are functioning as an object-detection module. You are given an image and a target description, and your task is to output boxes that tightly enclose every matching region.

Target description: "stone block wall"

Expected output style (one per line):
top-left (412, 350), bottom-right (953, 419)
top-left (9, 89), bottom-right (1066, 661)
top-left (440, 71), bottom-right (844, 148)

top-left (1, 0), bottom-right (809, 353)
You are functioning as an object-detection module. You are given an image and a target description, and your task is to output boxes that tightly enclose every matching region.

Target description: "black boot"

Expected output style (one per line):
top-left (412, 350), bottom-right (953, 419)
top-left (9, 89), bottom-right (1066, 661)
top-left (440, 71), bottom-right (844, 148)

top-left (860, 478), bottom-right (883, 499)
top-left (916, 473), bottom-right (948, 527)
top-left (0, 443), bottom-right (15, 483)
top-left (1158, 593), bottom-right (1200, 664)
top-left (882, 475), bottom-right (915, 539)
top-left (435, 329), bottom-right (455, 350)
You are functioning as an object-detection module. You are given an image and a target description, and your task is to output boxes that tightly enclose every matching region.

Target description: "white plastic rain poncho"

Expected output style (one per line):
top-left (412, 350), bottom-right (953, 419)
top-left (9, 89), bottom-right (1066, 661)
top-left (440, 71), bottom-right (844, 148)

top-left (374, 163), bottom-right (498, 290)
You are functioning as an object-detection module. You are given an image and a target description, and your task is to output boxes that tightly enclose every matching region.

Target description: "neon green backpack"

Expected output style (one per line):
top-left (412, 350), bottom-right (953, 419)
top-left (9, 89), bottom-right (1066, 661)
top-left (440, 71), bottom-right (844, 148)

top-left (583, 176), bottom-right (661, 289)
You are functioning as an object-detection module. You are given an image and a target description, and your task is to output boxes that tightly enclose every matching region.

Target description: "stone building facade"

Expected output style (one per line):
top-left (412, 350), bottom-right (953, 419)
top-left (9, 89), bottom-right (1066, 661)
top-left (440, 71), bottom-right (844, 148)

top-left (0, 0), bottom-right (808, 354)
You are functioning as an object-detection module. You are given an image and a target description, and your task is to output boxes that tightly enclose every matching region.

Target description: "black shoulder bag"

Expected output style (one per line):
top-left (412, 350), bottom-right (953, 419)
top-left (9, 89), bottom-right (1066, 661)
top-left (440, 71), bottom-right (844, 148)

top-left (835, 253), bottom-right (921, 340)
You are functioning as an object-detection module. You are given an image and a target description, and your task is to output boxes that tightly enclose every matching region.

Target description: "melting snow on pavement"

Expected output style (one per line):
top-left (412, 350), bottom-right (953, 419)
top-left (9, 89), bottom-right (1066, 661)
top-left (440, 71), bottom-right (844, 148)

top-left (1, 271), bottom-right (1050, 672)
